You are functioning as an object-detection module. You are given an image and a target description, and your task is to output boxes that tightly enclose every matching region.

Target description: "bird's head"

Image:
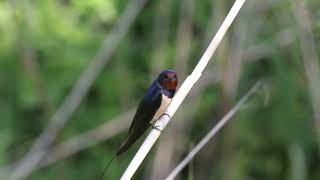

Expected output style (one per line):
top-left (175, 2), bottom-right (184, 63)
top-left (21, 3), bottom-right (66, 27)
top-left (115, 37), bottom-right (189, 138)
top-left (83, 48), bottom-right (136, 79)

top-left (157, 70), bottom-right (178, 91)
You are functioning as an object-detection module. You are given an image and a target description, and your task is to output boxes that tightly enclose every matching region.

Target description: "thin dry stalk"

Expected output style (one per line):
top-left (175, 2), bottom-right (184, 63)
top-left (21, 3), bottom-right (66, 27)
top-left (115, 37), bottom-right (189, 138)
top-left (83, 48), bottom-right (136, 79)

top-left (219, 1), bottom-right (260, 179)
top-left (12, 0), bottom-right (53, 116)
top-left (165, 81), bottom-right (263, 180)
top-left (10, 0), bottom-right (149, 179)
top-left (150, 0), bottom-right (171, 75)
top-left (40, 110), bottom-right (134, 167)
top-left (289, 144), bottom-right (307, 180)
top-left (244, 28), bottom-right (295, 62)
top-left (120, 0), bottom-right (247, 179)
top-left (32, 69), bottom-right (218, 171)
top-left (148, 0), bottom-right (194, 179)
top-left (291, 0), bottom-right (320, 144)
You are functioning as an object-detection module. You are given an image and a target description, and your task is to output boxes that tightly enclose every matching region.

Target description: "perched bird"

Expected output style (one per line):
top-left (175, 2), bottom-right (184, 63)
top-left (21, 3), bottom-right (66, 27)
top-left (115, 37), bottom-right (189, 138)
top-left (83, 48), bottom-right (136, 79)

top-left (116, 69), bottom-right (178, 155)
top-left (99, 70), bottom-right (178, 179)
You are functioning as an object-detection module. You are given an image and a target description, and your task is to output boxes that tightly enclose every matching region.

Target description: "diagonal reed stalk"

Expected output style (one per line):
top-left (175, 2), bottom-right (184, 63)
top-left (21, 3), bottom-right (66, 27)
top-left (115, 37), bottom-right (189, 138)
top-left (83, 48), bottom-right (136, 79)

top-left (10, 0), bottom-right (149, 179)
top-left (165, 81), bottom-right (263, 180)
top-left (120, 0), bottom-right (247, 179)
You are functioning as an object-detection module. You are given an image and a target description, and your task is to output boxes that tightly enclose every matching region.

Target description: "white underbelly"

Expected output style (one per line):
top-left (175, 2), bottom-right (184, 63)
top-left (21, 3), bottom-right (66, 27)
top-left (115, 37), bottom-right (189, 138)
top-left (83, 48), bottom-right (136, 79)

top-left (152, 94), bottom-right (172, 122)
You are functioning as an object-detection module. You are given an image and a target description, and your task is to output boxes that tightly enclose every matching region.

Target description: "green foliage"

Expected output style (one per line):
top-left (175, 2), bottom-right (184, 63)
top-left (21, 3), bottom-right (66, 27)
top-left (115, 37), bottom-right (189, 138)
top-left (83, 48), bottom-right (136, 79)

top-left (0, 0), bottom-right (319, 179)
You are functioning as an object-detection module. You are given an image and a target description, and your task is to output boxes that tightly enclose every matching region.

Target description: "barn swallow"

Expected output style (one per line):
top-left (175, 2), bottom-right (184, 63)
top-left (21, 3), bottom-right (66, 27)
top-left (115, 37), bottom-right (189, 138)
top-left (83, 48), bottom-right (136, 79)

top-left (116, 70), bottom-right (178, 155)
top-left (99, 70), bottom-right (178, 179)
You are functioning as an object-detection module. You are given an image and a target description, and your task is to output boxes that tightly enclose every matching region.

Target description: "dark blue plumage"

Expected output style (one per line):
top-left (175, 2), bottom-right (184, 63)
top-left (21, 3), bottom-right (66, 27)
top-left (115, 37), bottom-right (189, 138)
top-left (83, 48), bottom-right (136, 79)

top-left (116, 70), bottom-right (178, 155)
top-left (99, 70), bottom-right (178, 179)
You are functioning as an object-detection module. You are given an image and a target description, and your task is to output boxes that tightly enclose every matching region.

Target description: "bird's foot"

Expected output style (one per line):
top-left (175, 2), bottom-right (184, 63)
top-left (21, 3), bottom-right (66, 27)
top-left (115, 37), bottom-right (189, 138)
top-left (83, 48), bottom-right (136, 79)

top-left (162, 112), bottom-right (171, 119)
top-left (152, 124), bottom-right (162, 132)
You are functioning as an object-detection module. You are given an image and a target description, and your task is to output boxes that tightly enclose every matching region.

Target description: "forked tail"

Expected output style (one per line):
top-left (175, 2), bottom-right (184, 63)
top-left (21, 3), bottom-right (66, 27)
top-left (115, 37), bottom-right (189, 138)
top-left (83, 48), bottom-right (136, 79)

top-left (99, 154), bottom-right (116, 180)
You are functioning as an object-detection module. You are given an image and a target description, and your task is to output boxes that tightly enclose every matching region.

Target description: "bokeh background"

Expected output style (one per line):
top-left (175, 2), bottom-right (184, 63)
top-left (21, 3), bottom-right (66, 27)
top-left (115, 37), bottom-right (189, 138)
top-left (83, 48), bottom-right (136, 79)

top-left (0, 0), bottom-right (320, 179)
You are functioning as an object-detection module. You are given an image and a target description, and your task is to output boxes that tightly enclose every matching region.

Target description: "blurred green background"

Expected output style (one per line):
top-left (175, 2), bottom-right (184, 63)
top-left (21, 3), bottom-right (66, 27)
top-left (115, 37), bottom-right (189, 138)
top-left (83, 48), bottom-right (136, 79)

top-left (0, 0), bottom-right (320, 179)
